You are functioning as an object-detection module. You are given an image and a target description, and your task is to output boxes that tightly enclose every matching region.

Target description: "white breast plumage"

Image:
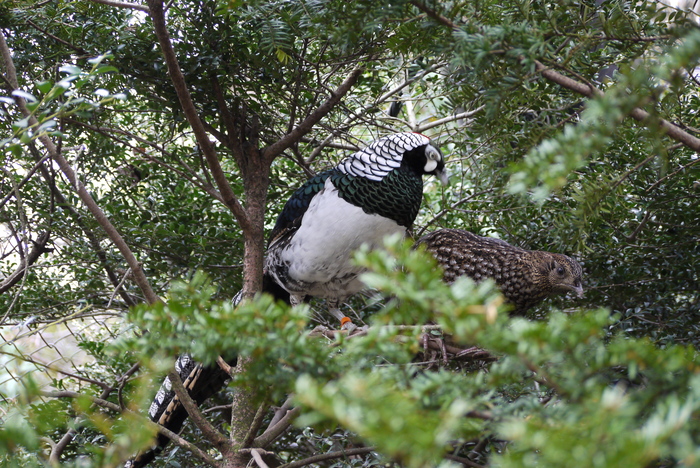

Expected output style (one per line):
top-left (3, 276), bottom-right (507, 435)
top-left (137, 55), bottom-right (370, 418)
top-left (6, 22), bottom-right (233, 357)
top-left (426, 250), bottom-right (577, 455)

top-left (275, 178), bottom-right (406, 298)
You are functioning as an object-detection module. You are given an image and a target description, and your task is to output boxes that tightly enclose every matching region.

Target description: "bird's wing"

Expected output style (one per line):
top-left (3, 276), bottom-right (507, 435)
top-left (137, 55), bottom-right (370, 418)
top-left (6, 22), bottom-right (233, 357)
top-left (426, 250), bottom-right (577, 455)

top-left (268, 170), bottom-right (333, 247)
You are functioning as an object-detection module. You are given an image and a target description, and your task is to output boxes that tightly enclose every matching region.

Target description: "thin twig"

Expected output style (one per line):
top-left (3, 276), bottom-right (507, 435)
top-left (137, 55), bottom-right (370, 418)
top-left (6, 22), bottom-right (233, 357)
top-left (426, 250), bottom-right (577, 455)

top-left (0, 231), bottom-right (50, 296)
top-left (84, 0), bottom-right (150, 12)
top-left (303, 60), bottom-right (449, 165)
top-left (167, 370), bottom-right (230, 449)
top-left (414, 106), bottom-right (485, 133)
top-left (44, 391), bottom-right (121, 412)
top-left (1, 348), bottom-right (110, 390)
top-left (26, 19), bottom-right (87, 54)
top-left (0, 154), bottom-right (51, 211)
top-left (146, 0), bottom-right (251, 234)
top-left (277, 447), bottom-right (376, 468)
top-left (646, 154), bottom-right (700, 192)
top-left (106, 267), bottom-right (131, 309)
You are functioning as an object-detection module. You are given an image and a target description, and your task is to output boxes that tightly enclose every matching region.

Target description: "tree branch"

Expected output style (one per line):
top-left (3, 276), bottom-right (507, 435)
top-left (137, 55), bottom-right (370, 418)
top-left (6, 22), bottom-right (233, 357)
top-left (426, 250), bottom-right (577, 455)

top-left (84, 0), bottom-right (150, 12)
top-left (0, 30), bottom-right (159, 305)
top-left (444, 453), bottom-right (486, 468)
top-left (411, 0), bottom-right (700, 153)
top-left (249, 448), bottom-right (271, 468)
top-left (27, 143), bottom-right (137, 307)
top-left (167, 370), bottom-right (230, 450)
top-left (253, 407), bottom-right (300, 448)
top-left (304, 61), bottom-right (447, 165)
top-left (410, 1), bottom-right (458, 29)
top-left (45, 389), bottom-right (221, 467)
top-left (414, 107), bottom-right (485, 133)
top-left (242, 400), bottom-right (269, 448)
top-left (210, 73), bottom-right (243, 164)
top-left (44, 390), bottom-right (122, 412)
top-left (0, 153), bottom-right (50, 211)
top-left (277, 447), bottom-right (376, 468)
top-left (50, 429), bottom-right (77, 465)
top-left (50, 362), bottom-right (142, 463)
top-left (263, 61), bottom-right (369, 163)
top-left (0, 230), bottom-right (49, 295)
top-left (145, 0), bottom-right (251, 234)
top-left (26, 19), bottom-right (87, 54)
top-left (532, 60), bottom-right (700, 152)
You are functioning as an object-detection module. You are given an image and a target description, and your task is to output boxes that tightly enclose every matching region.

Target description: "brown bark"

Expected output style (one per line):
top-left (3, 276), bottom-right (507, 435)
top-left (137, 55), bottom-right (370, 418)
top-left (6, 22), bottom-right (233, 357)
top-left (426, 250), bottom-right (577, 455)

top-left (0, 231), bottom-right (50, 295)
top-left (410, 1), bottom-right (700, 153)
top-left (146, 0), bottom-right (252, 236)
top-left (0, 30), bottom-right (159, 306)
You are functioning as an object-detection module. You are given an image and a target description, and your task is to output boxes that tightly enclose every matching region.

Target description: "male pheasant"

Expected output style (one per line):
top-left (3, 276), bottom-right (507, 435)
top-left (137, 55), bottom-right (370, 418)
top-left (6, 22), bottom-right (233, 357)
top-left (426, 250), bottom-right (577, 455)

top-left (265, 132), bottom-right (447, 328)
top-left (127, 133), bottom-right (447, 466)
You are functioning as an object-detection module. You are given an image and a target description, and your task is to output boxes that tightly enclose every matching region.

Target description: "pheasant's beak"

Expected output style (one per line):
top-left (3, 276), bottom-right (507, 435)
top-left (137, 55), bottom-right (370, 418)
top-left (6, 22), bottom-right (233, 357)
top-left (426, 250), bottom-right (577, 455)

top-left (436, 168), bottom-right (449, 185)
top-left (569, 284), bottom-right (584, 298)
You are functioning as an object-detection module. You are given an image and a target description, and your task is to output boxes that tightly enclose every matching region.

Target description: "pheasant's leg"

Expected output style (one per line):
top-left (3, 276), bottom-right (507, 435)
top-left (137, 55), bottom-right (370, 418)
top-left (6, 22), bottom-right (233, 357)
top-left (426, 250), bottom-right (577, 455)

top-left (289, 295), bottom-right (302, 308)
top-left (327, 299), bottom-right (357, 332)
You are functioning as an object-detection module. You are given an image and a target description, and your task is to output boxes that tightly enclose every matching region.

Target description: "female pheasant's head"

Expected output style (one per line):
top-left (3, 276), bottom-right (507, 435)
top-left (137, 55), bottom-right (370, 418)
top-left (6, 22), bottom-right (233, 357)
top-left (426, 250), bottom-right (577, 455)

top-left (337, 132), bottom-right (448, 185)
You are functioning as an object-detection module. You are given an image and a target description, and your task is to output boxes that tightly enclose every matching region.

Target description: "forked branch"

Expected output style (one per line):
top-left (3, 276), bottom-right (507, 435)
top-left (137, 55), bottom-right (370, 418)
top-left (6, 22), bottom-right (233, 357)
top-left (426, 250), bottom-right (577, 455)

top-left (146, 0), bottom-right (252, 234)
top-left (410, 0), bottom-right (700, 153)
top-left (0, 30), bottom-right (159, 305)
top-left (263, 60), bottom-right (370, 163)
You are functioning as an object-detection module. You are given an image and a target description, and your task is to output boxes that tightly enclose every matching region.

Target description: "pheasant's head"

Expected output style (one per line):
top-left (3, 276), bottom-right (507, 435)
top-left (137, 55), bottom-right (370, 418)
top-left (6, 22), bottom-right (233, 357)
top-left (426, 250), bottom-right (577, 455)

top-left (337, 132), bottom-right (448, 184)
top-left (420, 141), bottom-right (449, 185)
top-left (544, 254), bottom-right (584, 298)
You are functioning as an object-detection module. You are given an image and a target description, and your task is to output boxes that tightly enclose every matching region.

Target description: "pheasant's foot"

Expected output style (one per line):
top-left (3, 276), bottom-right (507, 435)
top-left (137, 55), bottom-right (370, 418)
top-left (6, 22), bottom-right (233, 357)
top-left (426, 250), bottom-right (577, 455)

top-left (340, 316), bottom-right (358, 333)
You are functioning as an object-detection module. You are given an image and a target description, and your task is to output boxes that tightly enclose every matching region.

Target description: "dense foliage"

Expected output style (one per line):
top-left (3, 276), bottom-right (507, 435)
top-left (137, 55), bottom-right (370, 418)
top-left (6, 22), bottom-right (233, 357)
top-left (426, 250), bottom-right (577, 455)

top-left (0, 0), bottom-right (698, 467)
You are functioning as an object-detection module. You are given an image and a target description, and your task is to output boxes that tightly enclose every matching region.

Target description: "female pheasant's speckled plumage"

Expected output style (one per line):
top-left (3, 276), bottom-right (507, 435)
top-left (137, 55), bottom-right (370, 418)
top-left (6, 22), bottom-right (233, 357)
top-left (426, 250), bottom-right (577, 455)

top-left (417, 228), bottom-right (583, 314)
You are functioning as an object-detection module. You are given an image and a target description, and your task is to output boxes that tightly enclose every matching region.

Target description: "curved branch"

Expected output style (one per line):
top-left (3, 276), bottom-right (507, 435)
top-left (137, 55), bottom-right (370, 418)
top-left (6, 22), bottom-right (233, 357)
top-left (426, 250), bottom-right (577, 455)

top-left (0, 231), bottom-right (49, 295)
top-left (167, 370), bottom-right (230, 449)
top-left (50, 429), bottom-right (77, 465)
top-left (414, 106), bottom-right (485, 133)
top-left (304, 61), bottom-right (448, 165)
top-left (145, 0), bottom-right (251, 234)
top-left (410, 1), bottom-right (457, 28)
top-left (45, 390), bottom-right (221, 467)
top-left (411, 0), bottom-right (700, 153)
top-left (84, 0), bottom-right (150, 12)
top-left (253, 407), bottom-right (300, 448)
top-left (532, 60), bottom-right (700, 152)
top-left (44, 390), bottom-right (122, 412)
top-left (0, 30), bottom-right (159, 305)
top-left (263, 61), bottom-right (369, 163)
top-left (26, 19), bottom-right (87, 54)
top-left (277, 447), bottom-right (377, 468)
